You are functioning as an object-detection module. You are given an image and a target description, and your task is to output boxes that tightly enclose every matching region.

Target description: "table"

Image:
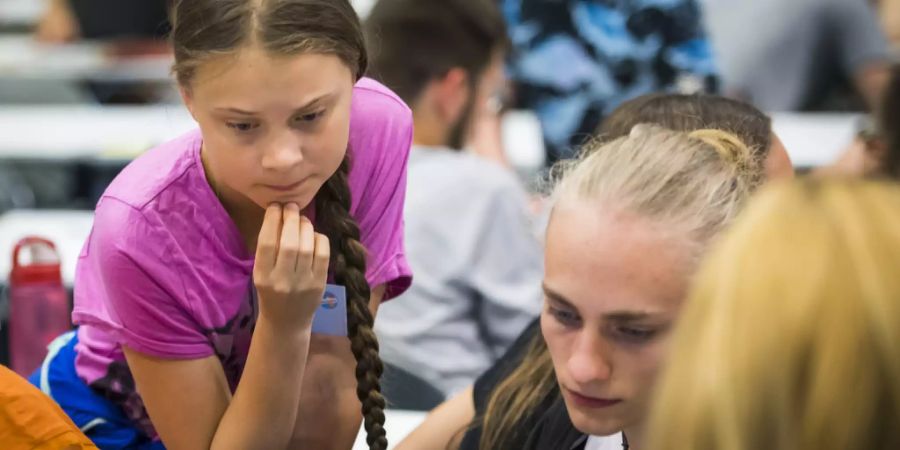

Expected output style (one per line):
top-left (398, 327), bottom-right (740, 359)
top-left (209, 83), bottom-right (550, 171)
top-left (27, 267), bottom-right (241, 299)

top-left (0, 35), bottom-right (174, 84)
top-left (0, 0), bottom-right (43, 29)
top-left (0, 105), bottom-right (196, 161)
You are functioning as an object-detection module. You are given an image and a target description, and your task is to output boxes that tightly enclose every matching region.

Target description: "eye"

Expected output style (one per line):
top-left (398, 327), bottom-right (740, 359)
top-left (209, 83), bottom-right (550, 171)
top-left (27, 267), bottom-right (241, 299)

top-left (295, 110), bottom-right (325, 124)
top-left (613, 326), bottom-right (658, 344)
top-left (226, 122), bottom-right (259, 133)
top-left (548, 305), bottom-right (581, 328)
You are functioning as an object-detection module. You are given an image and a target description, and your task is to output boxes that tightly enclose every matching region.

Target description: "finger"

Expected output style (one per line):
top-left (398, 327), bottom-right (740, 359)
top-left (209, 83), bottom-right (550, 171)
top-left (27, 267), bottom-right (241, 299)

top-left (274, 203), bottom-right (301, 278)
top-left (296, 216), bottom-right (316, 273)
top-left (254, 204), bottom-right (283, 276)
top-left (312, 233), bottom-right (331, 283)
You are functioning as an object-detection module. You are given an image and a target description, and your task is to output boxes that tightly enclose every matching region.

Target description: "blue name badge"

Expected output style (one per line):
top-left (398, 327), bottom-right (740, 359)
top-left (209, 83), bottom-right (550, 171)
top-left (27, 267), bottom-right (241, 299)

top-left (311, 284), bottom-right (348, 336)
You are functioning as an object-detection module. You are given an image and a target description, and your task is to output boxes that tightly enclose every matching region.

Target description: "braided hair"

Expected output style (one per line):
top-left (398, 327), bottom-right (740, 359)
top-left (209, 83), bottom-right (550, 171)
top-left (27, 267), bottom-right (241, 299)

top-left (315, 156), bottom-right (388, 450)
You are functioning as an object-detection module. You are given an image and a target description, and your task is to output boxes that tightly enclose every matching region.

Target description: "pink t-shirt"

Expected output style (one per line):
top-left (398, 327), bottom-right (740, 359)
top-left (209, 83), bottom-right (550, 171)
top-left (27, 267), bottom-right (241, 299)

top-left (70, 78), bottom-right (413, 438)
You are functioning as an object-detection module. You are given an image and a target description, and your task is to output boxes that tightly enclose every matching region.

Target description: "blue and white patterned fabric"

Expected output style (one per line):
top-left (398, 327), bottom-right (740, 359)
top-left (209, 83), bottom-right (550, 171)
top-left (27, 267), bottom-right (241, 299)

top-left (501, 0), bottom-right (720, 161)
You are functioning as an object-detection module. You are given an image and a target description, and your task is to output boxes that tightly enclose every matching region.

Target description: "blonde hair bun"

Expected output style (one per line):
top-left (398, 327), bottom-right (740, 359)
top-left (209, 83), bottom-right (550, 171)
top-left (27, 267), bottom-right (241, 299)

top-left (688, 128), bottom-right (754, 172)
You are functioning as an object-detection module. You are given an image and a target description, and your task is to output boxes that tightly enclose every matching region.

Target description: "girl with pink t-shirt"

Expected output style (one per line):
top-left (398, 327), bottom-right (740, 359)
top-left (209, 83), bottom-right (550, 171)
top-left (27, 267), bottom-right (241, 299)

top-left (31, 1), bottom-right (413, 449)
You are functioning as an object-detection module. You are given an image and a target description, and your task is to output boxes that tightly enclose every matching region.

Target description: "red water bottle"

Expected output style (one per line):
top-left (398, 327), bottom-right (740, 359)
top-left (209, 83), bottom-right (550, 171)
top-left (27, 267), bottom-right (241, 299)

top-left (7, 237), bottom-right (71, 376)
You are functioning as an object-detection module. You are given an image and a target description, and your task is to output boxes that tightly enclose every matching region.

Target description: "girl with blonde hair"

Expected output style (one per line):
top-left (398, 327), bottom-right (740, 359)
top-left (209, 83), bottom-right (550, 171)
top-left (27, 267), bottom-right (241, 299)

top-left (398, 124), bottom-right (764, 450)
top-left (648, 177), bottom-right (900, 450)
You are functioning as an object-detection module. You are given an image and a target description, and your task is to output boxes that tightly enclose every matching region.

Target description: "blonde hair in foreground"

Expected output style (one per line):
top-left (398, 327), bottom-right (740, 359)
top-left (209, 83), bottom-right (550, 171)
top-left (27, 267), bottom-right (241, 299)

top-left (648, 177), bottom-right (900, 450)
top-left (477, 125), bottom-right (762, 450)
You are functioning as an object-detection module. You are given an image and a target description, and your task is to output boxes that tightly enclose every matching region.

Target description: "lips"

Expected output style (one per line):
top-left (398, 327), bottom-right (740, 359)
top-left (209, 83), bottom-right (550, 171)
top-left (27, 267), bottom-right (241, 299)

top-left (564, 387), bottom-right (622, 409)
top-left (263, 179), bottom-right (305, 192)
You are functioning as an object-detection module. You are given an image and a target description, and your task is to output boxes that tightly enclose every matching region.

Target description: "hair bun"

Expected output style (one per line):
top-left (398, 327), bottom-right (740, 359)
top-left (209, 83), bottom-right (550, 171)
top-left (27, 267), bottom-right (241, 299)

top-left (688, 129), bottom-right (754, 172)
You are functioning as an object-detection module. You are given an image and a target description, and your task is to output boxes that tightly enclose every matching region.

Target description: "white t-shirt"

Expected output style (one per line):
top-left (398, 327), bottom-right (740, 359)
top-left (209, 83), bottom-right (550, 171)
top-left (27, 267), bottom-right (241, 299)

top-left (585, 433), bottom-right (625, 450)
top-left (375, 146), bottom-right (544, 395)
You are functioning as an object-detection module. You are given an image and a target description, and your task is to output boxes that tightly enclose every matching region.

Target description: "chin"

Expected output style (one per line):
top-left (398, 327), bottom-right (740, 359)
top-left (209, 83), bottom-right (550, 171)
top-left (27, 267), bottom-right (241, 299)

top-left (565, 401), bottom-right (626, 437)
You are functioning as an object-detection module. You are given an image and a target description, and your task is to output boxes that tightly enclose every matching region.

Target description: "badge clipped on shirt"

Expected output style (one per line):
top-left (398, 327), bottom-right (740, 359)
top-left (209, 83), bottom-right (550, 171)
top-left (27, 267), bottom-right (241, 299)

top-left (311, 284), bottom-right (348, 336)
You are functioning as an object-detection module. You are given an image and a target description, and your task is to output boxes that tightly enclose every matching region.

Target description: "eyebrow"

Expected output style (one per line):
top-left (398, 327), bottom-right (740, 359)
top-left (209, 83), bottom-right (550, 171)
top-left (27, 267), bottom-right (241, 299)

top-left (213, 93), bottom-right (334, 115)
top-left (542, 283), bottom-right (656, 323)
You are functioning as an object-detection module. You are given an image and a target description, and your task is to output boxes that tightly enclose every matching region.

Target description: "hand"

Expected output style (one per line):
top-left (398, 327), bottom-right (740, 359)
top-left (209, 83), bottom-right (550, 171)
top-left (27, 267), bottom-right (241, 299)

top-left (468, 78), bottom-right (513, 168)
top-left (816, 137), bottom-right (884, 177)
top-left (253, 203), bottom-right (330, 335)
top-left (468, 107), bottom-right (510, 167)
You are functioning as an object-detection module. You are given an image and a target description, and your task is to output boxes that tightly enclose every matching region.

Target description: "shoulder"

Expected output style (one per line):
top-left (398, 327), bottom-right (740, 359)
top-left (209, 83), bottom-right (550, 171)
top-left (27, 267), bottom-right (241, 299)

top-left (458, 153), bottom-right (525, 193)
top-left (100, 129), bottom-right (204, 210)
top-left (412, 150), bottom-right (526, 200)
top-left (346, 78), bottom-right (414, 208)
top-left (352, 77), bottom-right (412, 119)
top-left (349, 77), bottom-right (413, 153)
top-left (93, 129), bottom-right (228, 253)
top-left (455, 154), bottom-right (531, 216)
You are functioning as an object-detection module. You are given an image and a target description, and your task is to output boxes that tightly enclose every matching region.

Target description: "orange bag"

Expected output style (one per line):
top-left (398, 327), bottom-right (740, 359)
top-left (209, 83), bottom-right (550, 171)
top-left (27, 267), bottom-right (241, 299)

top-left (0, 364), bottom-right (97, 449)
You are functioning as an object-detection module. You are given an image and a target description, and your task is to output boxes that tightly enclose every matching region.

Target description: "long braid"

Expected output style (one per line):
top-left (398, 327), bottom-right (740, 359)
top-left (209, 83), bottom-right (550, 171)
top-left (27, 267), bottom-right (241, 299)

top-left (315, 155), bottom-right (388, 450)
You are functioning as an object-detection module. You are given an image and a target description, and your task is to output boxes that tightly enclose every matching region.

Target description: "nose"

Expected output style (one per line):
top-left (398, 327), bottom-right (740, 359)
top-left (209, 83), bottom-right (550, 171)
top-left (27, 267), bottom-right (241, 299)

top-left (566, 331), bottom-right (613, 385)
top-left (261, 131), bottom-right (303, 171)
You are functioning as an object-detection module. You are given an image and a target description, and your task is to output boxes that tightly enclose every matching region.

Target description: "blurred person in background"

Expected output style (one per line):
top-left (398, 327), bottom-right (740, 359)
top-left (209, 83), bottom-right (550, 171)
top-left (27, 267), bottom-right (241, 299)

top-left (366, 0), bottom-right (544, 396)
top-left (702, 0), bottom-right (892, 112)
top-left (821, 63), bottom-right (900, 177)
top-left (35, 0), bottom-right (173, 104)
top-left (36, 0), bottom-right (170, 44)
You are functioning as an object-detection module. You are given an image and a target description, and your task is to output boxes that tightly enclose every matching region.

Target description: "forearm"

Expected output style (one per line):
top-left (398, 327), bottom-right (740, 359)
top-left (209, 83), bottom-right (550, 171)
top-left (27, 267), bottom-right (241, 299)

top-left (212, 318), bottom-right (312, 450)
top-left (290, 286), bottom-right (385, 449)
top-left (288, 334), bottom-right (362, 449)
top-left (469, 111), bottom-right (510, 168)
top-left (396, 387), bottom-right (475, 450)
